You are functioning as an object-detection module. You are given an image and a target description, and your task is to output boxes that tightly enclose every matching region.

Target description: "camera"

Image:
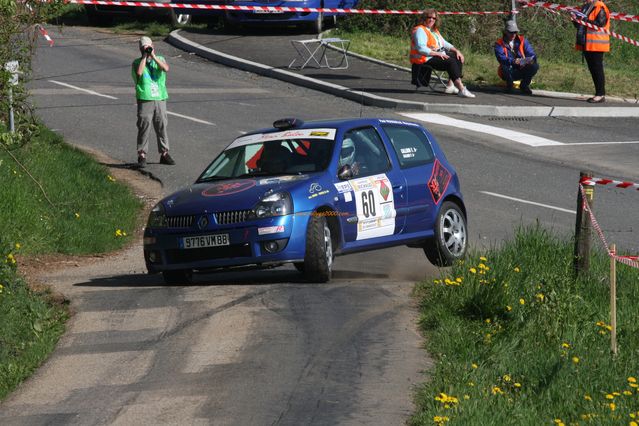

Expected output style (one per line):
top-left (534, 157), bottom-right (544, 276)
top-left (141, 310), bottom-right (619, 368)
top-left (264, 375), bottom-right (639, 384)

top-left (144, 46), bottom-right (153, 54)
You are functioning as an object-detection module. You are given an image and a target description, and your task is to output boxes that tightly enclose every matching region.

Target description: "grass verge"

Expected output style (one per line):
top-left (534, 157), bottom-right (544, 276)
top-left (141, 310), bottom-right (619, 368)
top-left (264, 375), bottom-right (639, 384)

top-left (331, 29), bottom-right (639, 99)
top-left (0, 125), bottom-right (143, 400)
top-left (412, 225), bottom-right (639, 425)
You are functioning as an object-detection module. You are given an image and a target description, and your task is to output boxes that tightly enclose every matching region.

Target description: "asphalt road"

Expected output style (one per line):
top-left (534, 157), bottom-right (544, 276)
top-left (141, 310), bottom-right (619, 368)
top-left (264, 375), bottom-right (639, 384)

top-left (2, 24), bottom-right (638, 425)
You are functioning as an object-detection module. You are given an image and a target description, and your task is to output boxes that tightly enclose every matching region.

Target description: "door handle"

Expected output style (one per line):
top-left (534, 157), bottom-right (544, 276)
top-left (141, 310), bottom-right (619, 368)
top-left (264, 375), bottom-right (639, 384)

top-left (393, 185), bottom-right (404, 192)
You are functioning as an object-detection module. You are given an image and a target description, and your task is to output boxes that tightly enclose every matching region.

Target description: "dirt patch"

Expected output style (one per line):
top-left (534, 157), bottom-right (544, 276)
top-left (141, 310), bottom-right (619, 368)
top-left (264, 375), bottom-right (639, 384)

top-left (17, 145), bottom-right (164, 305)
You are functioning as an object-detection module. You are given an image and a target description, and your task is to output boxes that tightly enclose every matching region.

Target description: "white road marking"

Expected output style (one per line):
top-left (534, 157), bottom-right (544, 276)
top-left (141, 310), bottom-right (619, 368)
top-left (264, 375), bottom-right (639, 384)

top-left (556, 141), bottom-right (639, 146)
top-left (480, 191), bottom-right (575, 214)
top-left (400, 112), bottom-right (564, 147)
top-left (167, 111), bottom-right (216, 126)
top-left (46, 80), bottom-right (216, 126)
top-left (48, 80), bottom-right (118, 100)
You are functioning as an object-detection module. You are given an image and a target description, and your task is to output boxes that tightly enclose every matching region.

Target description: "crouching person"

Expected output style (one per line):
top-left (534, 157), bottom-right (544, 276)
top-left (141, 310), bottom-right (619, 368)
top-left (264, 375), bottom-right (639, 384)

top-left (494, 20), bottom-right (539, 95)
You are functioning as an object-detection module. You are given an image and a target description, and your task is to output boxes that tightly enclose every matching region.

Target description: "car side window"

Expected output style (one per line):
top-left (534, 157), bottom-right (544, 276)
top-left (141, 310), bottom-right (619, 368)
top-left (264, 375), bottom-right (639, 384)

top-left (382, 125), bottom-right (435, 169)
top-left (341, 127), bottom-right (391, 178)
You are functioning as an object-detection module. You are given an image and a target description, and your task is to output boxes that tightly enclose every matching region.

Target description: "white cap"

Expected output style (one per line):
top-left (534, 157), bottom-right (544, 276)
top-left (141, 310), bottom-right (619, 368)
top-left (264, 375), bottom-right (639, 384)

top-left (505, 20), bottom-right (519, 33)
top-left (139, 36), bottom-right (153, 48)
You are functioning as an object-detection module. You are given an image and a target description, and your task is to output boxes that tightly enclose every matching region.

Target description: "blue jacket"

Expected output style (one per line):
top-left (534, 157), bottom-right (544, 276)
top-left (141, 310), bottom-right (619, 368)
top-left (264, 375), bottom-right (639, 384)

top-left (494, 35), bottom-right (537, 67)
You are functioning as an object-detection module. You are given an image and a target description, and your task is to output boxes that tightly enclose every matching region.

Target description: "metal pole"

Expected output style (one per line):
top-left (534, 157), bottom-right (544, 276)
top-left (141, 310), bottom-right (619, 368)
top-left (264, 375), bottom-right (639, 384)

top-left (511, 0), bottom-right (517, 22)
top-left (9, 85), bottom-right (15, 133)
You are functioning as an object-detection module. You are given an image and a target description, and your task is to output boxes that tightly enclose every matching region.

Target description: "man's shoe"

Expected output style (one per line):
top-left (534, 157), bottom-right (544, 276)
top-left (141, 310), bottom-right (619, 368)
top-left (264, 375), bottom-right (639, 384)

top-left (520, 86), bottom-right (533, 96)
top-left (444, 85), bottom-right (459, 94)
top-left (160, 153), bottom-right (176, 165)
top-left (458, 88), bottom-right (476, 98)
top-left (137, 155), bottom-right (146, 168)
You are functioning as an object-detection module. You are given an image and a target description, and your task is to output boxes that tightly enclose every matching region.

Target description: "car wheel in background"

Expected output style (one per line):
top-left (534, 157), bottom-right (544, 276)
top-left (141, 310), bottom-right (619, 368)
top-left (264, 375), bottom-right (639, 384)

top-left (162, 269), bottom-right (193, 285)
top-left (170, 9), bottom-right (192, 26)
top-left (303, 215), bottom-right (332, 282)
top-left (424, 201), bottom-right (467, 267)
top-left (310, 11), bottom-right (323, 34)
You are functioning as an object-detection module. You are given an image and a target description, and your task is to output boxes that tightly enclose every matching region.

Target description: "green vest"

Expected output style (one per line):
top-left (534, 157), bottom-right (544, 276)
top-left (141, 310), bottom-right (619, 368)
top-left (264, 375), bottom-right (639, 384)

top-left (132, 55), bottom-right (168, 101)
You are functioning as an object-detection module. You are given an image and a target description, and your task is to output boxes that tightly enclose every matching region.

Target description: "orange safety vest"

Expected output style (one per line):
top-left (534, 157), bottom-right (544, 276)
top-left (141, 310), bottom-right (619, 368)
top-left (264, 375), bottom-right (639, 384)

top-left (496, 35), bottom-right (526, 79)
top-left (576, 1), bottom-right (610, 52)
top-left (410, 25), bottom-right (444, 64)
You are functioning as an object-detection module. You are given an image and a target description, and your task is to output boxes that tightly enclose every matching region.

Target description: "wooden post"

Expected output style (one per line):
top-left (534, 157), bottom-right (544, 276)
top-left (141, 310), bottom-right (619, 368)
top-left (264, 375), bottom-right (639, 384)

top-left (610, 244), bottom-right (618, 355)
top-left (574, 171), bottom-right (594, 276)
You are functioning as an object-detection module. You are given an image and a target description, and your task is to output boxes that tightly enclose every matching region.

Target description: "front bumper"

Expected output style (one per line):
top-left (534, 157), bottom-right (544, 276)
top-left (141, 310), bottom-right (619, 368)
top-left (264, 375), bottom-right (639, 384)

top-left (143, 213), bottom-right (309, 273)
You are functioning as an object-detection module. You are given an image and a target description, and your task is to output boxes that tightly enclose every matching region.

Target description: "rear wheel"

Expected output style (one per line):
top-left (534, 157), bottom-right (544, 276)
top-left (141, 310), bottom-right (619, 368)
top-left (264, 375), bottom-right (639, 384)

top-left (303, 215), bottom-right (333, 282)
top-left (162, 269), bottom-right (193, 285)
top-left (293, 262), bottom-right (305, 273)
top-left (170, 10), bottom-right (192, 26)
top-left (424, 201), bottom-right (467, 267)
top-left (310, 12), bottom-right (323, 34)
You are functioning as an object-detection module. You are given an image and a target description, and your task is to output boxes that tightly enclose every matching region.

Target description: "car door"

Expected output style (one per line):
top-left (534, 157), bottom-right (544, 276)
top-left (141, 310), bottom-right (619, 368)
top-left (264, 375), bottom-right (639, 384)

top-left (381, 123), bottom-right (441, 235)
top-left (333, 126), bottom-right (407, 244)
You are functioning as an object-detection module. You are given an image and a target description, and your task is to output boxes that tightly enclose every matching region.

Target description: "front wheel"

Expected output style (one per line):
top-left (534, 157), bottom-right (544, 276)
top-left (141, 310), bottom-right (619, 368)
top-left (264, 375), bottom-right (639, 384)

top-left (302, 215), bottom-right (333, 282)
top-left (309, 12), bottom-right (323, 34)
top-left (424, 201), bottom-right (467, 267)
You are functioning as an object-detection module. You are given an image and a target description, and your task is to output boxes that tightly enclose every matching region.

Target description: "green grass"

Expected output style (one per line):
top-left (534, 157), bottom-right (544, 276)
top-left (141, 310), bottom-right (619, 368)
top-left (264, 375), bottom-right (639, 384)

top-left (331, 28), bottom-right (639, 99)
top-left (412, 226), bottom-right (639, 426)
top-left (0, 125), bottom-right (143, 400)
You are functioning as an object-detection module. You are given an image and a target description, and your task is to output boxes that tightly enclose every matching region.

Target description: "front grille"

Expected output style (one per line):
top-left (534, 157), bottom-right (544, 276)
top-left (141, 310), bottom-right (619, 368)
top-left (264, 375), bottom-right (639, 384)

top-left (215, 210), bottom-right (252, 225)
top-left (166, 244), bottom-right (252, 264)
top-left (166, 215), bottom-right (196, 228)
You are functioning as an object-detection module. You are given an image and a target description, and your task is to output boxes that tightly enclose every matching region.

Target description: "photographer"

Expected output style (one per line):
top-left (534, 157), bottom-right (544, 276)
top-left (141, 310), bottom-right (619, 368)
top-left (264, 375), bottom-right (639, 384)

top-left (132, 36), bottom-right (174, 168)
top-left (494, 20), bottom-right (539, 95)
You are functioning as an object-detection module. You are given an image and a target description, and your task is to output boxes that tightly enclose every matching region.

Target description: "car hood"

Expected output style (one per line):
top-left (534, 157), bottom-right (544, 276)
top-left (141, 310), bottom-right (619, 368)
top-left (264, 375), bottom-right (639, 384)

top-left (161, 175), bottom-right (312, 215)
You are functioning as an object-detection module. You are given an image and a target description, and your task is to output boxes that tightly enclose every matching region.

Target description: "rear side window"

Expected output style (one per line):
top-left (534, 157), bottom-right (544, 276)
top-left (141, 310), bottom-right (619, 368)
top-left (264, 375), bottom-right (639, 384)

top-left (382, 125), bottom-right (435, 168)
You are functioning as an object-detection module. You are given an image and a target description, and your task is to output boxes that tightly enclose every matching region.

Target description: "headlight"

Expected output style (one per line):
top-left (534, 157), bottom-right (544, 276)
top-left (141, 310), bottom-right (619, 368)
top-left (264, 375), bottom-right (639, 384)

top-left (252, 192), bottom-right (292, 219)
top-left (147, 202), bottom-right (167, 228)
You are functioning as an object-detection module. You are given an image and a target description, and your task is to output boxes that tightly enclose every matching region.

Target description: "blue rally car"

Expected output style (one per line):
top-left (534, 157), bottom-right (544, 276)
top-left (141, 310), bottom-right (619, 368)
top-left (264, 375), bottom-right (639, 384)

top-left (144, 118), bottom-right (467, 284)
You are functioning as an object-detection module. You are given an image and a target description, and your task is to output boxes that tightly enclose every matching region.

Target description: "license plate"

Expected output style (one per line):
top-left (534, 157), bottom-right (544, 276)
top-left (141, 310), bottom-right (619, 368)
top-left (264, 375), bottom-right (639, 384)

top-left (181, 234), bottom-right (229, 249)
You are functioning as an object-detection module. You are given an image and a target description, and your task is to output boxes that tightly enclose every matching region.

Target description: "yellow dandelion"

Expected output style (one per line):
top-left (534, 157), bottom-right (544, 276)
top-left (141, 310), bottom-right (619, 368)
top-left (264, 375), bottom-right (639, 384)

top-left (14, 243), bottom-right (20, 250)
top-left (491, 386), bottom-right (503, 395)
top-left (485, 318), bottom-right (491, 324)
top-left (467, 381), bottom-right (475, 386)
top-left (480, 256), bottom-right (487, 261)
top-left (562, 342), bottom-right (570, 349)
top-left (572, 356), bottom-right (580, 364)
top-left (75, 212), bottom-right (80, 219)
top-left (469, 267), bottom-right (477, 274)
top-left (584, 394), bottom-right (592, 401)
top-left (463, 394), bottom-right (470, 400)
top-left (514, 266), bottom-right (521, 273)
top-left (535, 293), bottom-right (545, 302)
top-left (623, 390), bottom-right (632, 396)
top-left (631, 383), bottom-right (639, 389)
top-left (613, 392), bottom-right (621, 396)
top-left (629, 377), bottom-right (637, 383)
top-left (519, 298), bottom-right (525, 305)
top-left (503, 374), bottom-right (511, 382)
top-left (554, 419), bottom-right (565, 426)
top-left (605, 394), bottom-right (615, 400)
top-left (630, 421), bottom-right (638, 426)
top-left (609, 402), bottom-right (616, 411)
top-left (455, 277), bottom-right (463, 283)
top-left (514, 382), bottom-right (521, 388)
top-left (107, 175), bottom-right (116, 182)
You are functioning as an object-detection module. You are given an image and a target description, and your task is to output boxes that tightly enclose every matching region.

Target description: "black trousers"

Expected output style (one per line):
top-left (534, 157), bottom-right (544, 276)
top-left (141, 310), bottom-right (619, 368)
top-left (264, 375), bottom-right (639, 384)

top-left (584, 51), bottom-right (605, 96)
top-left (425, 55), bottom-right (463, 81)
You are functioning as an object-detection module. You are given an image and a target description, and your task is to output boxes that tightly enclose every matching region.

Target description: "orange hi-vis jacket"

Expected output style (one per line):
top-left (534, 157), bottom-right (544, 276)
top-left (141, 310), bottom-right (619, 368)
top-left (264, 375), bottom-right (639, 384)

top-left (410, 25), bottom-right (444, 64)
top-left (576, 1), bottom-right (610, 52)
top-left (496, 35), bottom-right (526, 79)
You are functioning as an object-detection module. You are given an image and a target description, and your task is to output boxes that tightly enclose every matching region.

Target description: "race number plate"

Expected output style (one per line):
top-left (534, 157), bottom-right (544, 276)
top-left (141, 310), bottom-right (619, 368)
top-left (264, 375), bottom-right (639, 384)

top-left (181, 234), bottom-right (229, 249)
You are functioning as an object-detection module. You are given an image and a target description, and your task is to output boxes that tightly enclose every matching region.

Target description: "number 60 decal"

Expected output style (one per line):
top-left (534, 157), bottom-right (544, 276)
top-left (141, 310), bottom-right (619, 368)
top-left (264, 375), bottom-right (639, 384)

top-left (361, 190), bottom-right (376, 218)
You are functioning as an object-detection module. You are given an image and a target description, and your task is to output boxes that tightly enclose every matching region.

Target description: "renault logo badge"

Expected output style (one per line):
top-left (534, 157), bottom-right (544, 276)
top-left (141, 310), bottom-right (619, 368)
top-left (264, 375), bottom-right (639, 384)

top-left (197, 215), bottom-right (209, 230)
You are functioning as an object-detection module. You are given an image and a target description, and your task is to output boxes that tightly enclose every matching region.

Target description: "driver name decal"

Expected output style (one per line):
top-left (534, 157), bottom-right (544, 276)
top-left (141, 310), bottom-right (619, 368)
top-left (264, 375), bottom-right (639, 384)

top-left (427, 159), bottom-right (451, 205)
top-left (202, 180), bottom-right (256, 197)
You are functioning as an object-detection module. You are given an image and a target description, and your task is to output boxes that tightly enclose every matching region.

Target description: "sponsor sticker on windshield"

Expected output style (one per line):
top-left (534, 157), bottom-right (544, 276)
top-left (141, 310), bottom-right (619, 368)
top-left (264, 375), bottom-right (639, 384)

top-left (228, 128), bottom-right (336, 149)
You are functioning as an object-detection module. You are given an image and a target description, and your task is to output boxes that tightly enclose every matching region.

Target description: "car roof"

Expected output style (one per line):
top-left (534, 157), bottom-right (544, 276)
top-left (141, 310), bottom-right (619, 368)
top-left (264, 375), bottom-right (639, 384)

top-left (247, 117), bottom-right (422, 137)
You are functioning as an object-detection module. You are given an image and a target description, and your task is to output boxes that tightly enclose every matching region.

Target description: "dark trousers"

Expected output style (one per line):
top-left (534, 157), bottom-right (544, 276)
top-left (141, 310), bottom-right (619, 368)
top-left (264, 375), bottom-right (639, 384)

top-left (500, 62), bottom-right (539, 89)
top-left (425, 55), bottom-right (463, 81)
top-left (584, 51), bottom-right (605, 96)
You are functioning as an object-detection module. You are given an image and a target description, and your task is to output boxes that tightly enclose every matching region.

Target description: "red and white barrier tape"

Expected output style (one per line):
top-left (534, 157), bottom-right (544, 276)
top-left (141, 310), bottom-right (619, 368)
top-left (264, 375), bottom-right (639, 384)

top-left (580, 175), bottom-right (639, 191)
top-left (579, 184), bottom-right (639, 269)
top-left (36, 24), bottom-right (54, 46)
top-left (64, 0), bottom-right (514, 16)
top-left (519, 1), bottom-right (639, 23)
top-left (572, 18), bottom-right (639, 47)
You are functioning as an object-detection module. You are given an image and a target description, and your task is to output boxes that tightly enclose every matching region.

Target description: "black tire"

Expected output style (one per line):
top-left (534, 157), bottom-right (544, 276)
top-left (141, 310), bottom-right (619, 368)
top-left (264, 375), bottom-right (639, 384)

top-left (293, 262), bottom-right (305, 273)
top-left (170, 9), bottom-right (192, 26)
top-left (424, 201), bottom-right (467, 267)
top-left (303, 215), bottom-right (333, 282)
top-left (309, 12), bottom-right (323, 34)
top-left (162, 269), bottom-right (193, 284)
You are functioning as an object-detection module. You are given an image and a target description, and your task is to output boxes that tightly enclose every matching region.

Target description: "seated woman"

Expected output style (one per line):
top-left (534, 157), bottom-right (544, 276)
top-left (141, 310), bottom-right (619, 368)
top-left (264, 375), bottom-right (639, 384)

top-left (410, 9), bottom-right (475, 98)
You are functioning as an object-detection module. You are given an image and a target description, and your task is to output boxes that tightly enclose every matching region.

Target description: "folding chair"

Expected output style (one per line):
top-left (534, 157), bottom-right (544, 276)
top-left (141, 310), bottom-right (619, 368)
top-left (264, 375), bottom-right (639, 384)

top-left (411, 63), bottom-right (447, 91)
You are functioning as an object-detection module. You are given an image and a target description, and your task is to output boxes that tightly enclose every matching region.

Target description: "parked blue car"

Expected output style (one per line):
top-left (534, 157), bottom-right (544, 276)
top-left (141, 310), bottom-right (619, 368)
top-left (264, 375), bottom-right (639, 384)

top-left (144, 117), bottom-right (468, 283)
top-left (223, 0), bottom-right (359, 33)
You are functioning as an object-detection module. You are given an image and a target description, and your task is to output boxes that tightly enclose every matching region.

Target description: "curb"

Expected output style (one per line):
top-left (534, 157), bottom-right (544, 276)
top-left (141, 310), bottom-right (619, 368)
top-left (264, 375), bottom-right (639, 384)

top-left (168, 30), bottom-right (639, 118)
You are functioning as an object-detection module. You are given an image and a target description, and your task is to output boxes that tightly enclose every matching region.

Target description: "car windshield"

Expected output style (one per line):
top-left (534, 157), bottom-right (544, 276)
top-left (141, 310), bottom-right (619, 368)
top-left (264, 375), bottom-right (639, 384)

top-left (197, 137), bottom-right (335, 182)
